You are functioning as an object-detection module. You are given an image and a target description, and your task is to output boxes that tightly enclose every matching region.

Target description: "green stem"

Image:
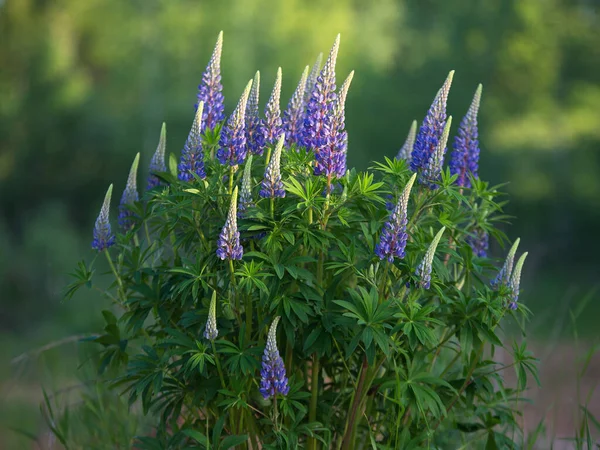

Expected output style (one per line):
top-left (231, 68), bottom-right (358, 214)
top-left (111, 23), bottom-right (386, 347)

top-left (228, 166), bottom-right (234, 195)
top-left (104, 250), bottom-right (126, 304)
top-left (229, 260), bottom-right (241, 324)
top-left (307, 354), bottom-right (320, 450)
top-left (245, 294), bottom-right (253, 342)
top-left (144, 222), bottom-right (152, 246)
top-left (211, 341), bottom-right (226, 389)
top-left (379, 262), bottom-right (390, 301)
top-left (341, 356), bottom-right (369, 450)
top-left (270, 197), bottom-right (275, 220)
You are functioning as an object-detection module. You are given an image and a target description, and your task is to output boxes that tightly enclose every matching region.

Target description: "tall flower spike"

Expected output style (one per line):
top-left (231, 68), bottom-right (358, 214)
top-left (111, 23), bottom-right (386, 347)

top-left (92, 184), bottom-right (116, 252)
top-left (491, 238), bottom-right (520, 290)
top-left (246, 71), bottom-right (264, 155)
top-left (260, 134), bottom-right (285, 198)
top-left (259, 316), bottom-right (290, 399)
top-left (421, 116), bottom-right (452, 189)
top-left (375, 173), bottom-right (417, 262)
top-left (410, 71), bottom-right (454, 178)
top-left (304, 52), bottom-right (323, 108)
top-left (239, 154), bottom-right (254, 215)
top-left (179, 102), bottom-right (207, 181)
top-left (118, 153), bottom-right (140, 231)
top-left (283, 66), bottom-right (309, 147)
top-left (216, 186), bottom-right (243, 260)
top-left (466, 227), bottom-right (489, 258)
top-left (195, 31), bottom-right (225, 132)
top-left (508, 252), bottom-right (528, 310)
top-left (259, 67), bottom-right (283, 149)
top-left (396, 120), bottom-right (417, 162)
top-left (449, 84), bottom-right (482, 187)
top-left (416, 226), bottom-right (446, 289)
top-left (147, 123), bottom-right (167, 190)
top-left (204, 291), bottom-right (218, 340)
top-left (303, 35), bottom-right (340, 151)
top-left (217, 80), bottom-right (253, 166)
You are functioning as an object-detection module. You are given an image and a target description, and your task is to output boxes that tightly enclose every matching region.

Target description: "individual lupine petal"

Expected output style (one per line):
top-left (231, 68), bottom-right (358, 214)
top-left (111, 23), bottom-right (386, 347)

top-left (449, 84), bottom-right (482, 187)
top-left (217, 80), bottom-right (253, 166)
top-left (421, 116), bottom-right (452, 189)
top-left (178, 102), bottom-right (207, 181)
top-left (259, 67), bottom-right (283, 148)
top-left (396, 120), bottom-right (417, 162)
top-left (239, 154), bottom-right (254, 215)
top-left (282, 66), bottom-right (309, 147)
top-left (118, 153), bottom-right (140, 231)
top-left (147, 123), bottom-right (167, 190)
top-left (92, 184), bottom-right (116, 252)
top-left (410, 71), bottom-right (454, 176)
top-left (260, 134), bottom-right (285, 198)
top-left (195, 31), bottom-right (225, 132)
top-left (491, 238), bottom-right (520, 290)
top-left (304, 52), bottom-right (323, 108)
top-left (508, 252), bottom-right (528, 310)
top-left (246, 71), bottom-right (265, 155)
top-left (416, 226), bottom-right (446, 289)
top-left (216, 186), bottom-right (243, 260)
top-left (302, 35), bottom-right (340, 151)
top-left (204, 291), bottom-right (218, 340)
top-left (259, 316), bottom-right (290, 399)
top-left (466, 227), bottom-right (489, 258)
top-left (375, 173), bottom-right (417, 262)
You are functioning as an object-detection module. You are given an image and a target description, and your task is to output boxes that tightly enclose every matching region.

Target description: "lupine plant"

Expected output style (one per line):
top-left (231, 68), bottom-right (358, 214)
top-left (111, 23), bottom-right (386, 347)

top-left (64, 32), bottom-right (539, 449)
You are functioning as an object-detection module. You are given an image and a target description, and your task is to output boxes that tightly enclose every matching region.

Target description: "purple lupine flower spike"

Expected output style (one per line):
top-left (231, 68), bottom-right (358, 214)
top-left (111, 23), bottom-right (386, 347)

top-left (304, 52), bottom-right (323, 109)
top-left (303, 35), bottom-right (340, 152)
top-left (491, 238), bottom-right (520, 290)
top-left (195, 31), bottom-right (225, 132)
top-left (421, 116), bottom-right (452, 189)
top-left (147, 123), bottom-right (167, 190)
top-left (204, 291), bottom-right (218, 340)
top-left (239, 154), bottom-right (254, 215)
top-left (118, 153), bottom-right (140, 231)
top-left (92, 184), bottom-right (116, 252)
top-left (178, 102), bottom-right (206, 181)
top-left (217, 80), bottom-right (253, 166)
top-left (416, 226), bottom-right (446, 289)
top-left (217, 186), bottom-right (243, 260)
top-left (449, 84), bottom-right (482, 187)
top-left (396, 120), bottom-right (417, 162)
top-left (508, 252), bottom-right (528, 310)
top-left (376, 173), bottom-right (417, 262)
top-left (259, 67), bottom-right (283, 150)
top-left (259, 316), bottom-right (290, 399)
top-left (260, 134), bottom-right (286, 199)
top-left (283, 66), bottom-right (309, 147)
top-left (246, 71), bottom-right (265, 156)
top-left (410, 71), bottom-right (454, 180)
top-left (466, 228), bottom-right (489, 258)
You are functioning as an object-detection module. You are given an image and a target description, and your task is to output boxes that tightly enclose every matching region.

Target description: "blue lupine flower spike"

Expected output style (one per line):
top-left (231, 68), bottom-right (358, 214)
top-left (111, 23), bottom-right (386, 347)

top-left (449, 84), bottom-right (482, 187)
top-left (217, 186), bottom-right (243, 260)
top-left (118, 153), bottom-right (140, 231)
top-left (467, 227), bottom-right (489, 258)
top-left (303, 34), bottom-right (340, 152)
top-left (410, 70), bottom-right (454, 178)
top-left (283, 66), bottom-right (309, 147)
top-left (239, 154), bottom-right (254, 215)
top-left (259, 316), bottom-right (290, 399)
top-left (92, 184), bottom-right (116, 252)
top-left (246, 71), bottom-right (264, 156)
top-left (260, 134), bottom-right (286, 199)
top-left (416, 226), bottom-right (446, 289)
top-left (217, 80), bottom-right (253, 166)
top-left (204, 290), bottom-right (218, 340)
top-left (375, 173), bottom-right (417, 262)
top-left (491, 238), bottom-right (520, 290)
top-left (304, 52), bottom-right (323, 108)
top-left (421, 116), bottom-right (452, 189)
top-left (396, 120), bottom-right (417, 162)
top-left (147, 123), bottom-right (167, 190)
top-left (196, 31), bottom-right (225, 132)
top-left (508, 252), bottom-right (528, 310)
top-left (179, 101), bottom-right (207, 181)
top-left (260, 67), bottom-right (283, 149)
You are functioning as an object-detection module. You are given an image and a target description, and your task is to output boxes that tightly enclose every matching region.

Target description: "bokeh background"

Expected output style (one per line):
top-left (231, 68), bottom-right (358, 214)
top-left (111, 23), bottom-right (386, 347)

top-left (1, 0), bottom-right (600, 447)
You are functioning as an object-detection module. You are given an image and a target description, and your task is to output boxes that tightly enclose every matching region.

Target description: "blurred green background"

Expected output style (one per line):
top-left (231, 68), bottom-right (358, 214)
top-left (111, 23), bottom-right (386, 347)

top-left (1, 0), bottom-right (600, 446)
